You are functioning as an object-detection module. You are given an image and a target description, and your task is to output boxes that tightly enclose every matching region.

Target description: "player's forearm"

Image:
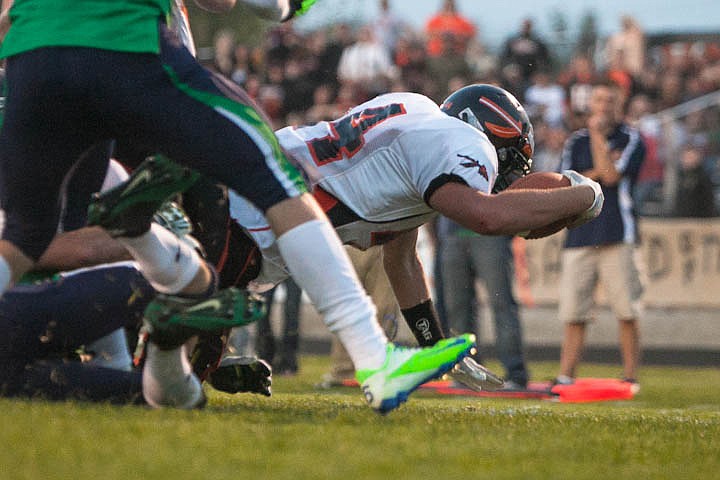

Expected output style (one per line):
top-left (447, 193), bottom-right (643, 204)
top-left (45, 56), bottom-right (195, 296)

top-left (496, 187), bottom-right (597, 234)
top-left (382, 232), bottom-right (431, 309)
top-left (384, 234), bottom-right (446, 347)
top-left (429, 182), bottom-right (594, 236)
top-left (36, 227), bottom-right (132, 271)
top-left (384, 258), bottom-right (430, 309)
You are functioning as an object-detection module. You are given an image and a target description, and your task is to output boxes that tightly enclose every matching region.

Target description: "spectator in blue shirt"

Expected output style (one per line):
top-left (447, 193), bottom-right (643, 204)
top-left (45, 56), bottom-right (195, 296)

top-left (555, 80), bottom-right (645, 387)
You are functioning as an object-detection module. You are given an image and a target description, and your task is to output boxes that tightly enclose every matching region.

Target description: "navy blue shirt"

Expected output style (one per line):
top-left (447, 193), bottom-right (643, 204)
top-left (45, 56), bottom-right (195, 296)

top-left (560, 123), bottom-right (645, 248)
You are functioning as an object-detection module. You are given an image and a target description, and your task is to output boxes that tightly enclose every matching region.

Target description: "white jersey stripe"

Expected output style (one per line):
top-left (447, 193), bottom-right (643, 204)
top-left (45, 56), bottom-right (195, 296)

top-left (478, 98), bottom-right (522, 134)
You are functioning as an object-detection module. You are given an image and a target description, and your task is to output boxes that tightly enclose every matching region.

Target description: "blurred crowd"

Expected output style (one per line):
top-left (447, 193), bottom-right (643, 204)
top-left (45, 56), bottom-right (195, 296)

top-left (198, 0), bottom-right (720, 217)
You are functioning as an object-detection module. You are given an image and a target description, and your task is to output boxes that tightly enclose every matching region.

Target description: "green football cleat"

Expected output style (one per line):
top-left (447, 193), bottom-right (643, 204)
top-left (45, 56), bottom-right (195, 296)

top-left (448, 356), bottom-right (505, 391)
top-left (87, 155), bottom-right (200, 237)
top-left (356, 333), bottom-right (476, 414)
top-left (144, 288), bottom-right (266, 350)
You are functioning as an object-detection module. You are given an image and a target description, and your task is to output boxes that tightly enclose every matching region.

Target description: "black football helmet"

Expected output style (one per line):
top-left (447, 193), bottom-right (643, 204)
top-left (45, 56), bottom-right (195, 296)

top-left (441, 84), bottom-right (534, 193)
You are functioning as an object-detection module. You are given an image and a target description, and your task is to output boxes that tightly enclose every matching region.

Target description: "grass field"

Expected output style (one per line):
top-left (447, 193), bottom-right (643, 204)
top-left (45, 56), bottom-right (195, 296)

top-left (2, 357), bottom-right (718, 480)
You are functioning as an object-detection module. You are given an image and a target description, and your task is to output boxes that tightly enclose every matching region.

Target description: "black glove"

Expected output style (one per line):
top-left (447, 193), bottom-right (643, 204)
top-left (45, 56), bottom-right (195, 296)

top-left (207, 356), bottom-right (272, 397)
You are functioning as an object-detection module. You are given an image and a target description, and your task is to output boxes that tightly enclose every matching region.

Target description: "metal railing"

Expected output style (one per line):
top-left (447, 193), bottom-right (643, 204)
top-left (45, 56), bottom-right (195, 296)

top-left (646, 90), bottom-right (720, 215)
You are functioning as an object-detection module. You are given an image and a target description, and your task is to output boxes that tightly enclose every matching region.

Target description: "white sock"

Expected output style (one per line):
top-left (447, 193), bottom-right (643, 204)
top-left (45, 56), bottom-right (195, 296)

top-left (276, 220), bottom-right (387, 371)
top-left (86, 329), bottom-right (132, 371)
top-left (0, 256), bottom-right (12, 295)
top-left (117, 224), bottom-right (201, 294)
top-left (142, 343), bottom-right (204, 409)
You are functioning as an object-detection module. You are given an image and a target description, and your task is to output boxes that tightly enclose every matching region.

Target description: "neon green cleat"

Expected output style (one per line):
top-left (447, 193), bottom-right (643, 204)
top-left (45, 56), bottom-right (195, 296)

top-left (356, 334), bottom-right (476, 414)
top-left (144, 287), bottom-right (266, 350)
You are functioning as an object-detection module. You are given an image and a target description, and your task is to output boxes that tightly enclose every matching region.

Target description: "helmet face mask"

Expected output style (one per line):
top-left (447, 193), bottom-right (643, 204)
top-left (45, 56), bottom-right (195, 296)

top-left (441, 84), bottom-right (534, 193)
top-left (495, 148), bottom-right (531, 192)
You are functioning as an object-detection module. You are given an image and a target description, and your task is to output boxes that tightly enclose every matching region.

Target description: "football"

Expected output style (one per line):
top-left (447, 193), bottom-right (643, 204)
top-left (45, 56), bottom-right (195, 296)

top-left (507, 172), bottom-right (575, 239)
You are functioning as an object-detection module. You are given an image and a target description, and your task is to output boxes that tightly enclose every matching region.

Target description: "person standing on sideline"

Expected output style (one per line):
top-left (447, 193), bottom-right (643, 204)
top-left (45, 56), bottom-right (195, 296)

top-left (555, 80), bottom-right (645, 387)
top-left (436, 216), bottom-right (530, 389)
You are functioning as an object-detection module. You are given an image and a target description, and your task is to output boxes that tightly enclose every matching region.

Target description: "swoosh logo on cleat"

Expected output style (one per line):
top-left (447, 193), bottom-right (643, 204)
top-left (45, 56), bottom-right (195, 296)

top-left (122, 169), bottom-right (153, 196)
top-left (184, 298), bottom-right (224, 314)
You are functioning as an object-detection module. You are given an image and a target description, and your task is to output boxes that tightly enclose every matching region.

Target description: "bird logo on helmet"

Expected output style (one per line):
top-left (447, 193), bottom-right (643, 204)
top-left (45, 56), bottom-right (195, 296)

top-left (441, 84), bottom-right (534, 193)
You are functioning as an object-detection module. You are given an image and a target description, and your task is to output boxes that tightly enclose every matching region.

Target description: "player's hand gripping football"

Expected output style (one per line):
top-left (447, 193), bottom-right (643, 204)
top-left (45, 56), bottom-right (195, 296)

top-left (562, 169), bottom-right (604, 228)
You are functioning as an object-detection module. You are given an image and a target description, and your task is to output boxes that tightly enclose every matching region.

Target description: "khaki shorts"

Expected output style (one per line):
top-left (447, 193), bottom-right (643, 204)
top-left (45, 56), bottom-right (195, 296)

top-left (329, 246), bottom-right (402, 378)
top-left (346, 245), bottom-right (402, 336)
top-left (558, 243), bottom-right (643, 323)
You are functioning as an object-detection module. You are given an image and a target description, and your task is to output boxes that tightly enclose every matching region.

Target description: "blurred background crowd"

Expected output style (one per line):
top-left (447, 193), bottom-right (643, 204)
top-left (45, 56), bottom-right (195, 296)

top-left (190, 0), bottom-right (720, 218)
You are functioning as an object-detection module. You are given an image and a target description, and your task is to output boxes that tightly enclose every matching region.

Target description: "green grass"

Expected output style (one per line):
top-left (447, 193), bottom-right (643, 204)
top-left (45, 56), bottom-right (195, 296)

top-left (2, 358), bottom-right (718, 480)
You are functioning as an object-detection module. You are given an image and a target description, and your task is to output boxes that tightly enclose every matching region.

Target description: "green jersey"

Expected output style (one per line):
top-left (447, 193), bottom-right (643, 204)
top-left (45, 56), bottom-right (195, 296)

top-left (0, 0), bottom-right (171, 59)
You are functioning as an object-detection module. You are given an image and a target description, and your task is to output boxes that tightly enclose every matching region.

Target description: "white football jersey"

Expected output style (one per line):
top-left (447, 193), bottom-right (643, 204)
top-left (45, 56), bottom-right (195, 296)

top-left (170, 0), bottom-right (196, 57)
top-left (230, 92), bottom-right (499, 286)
